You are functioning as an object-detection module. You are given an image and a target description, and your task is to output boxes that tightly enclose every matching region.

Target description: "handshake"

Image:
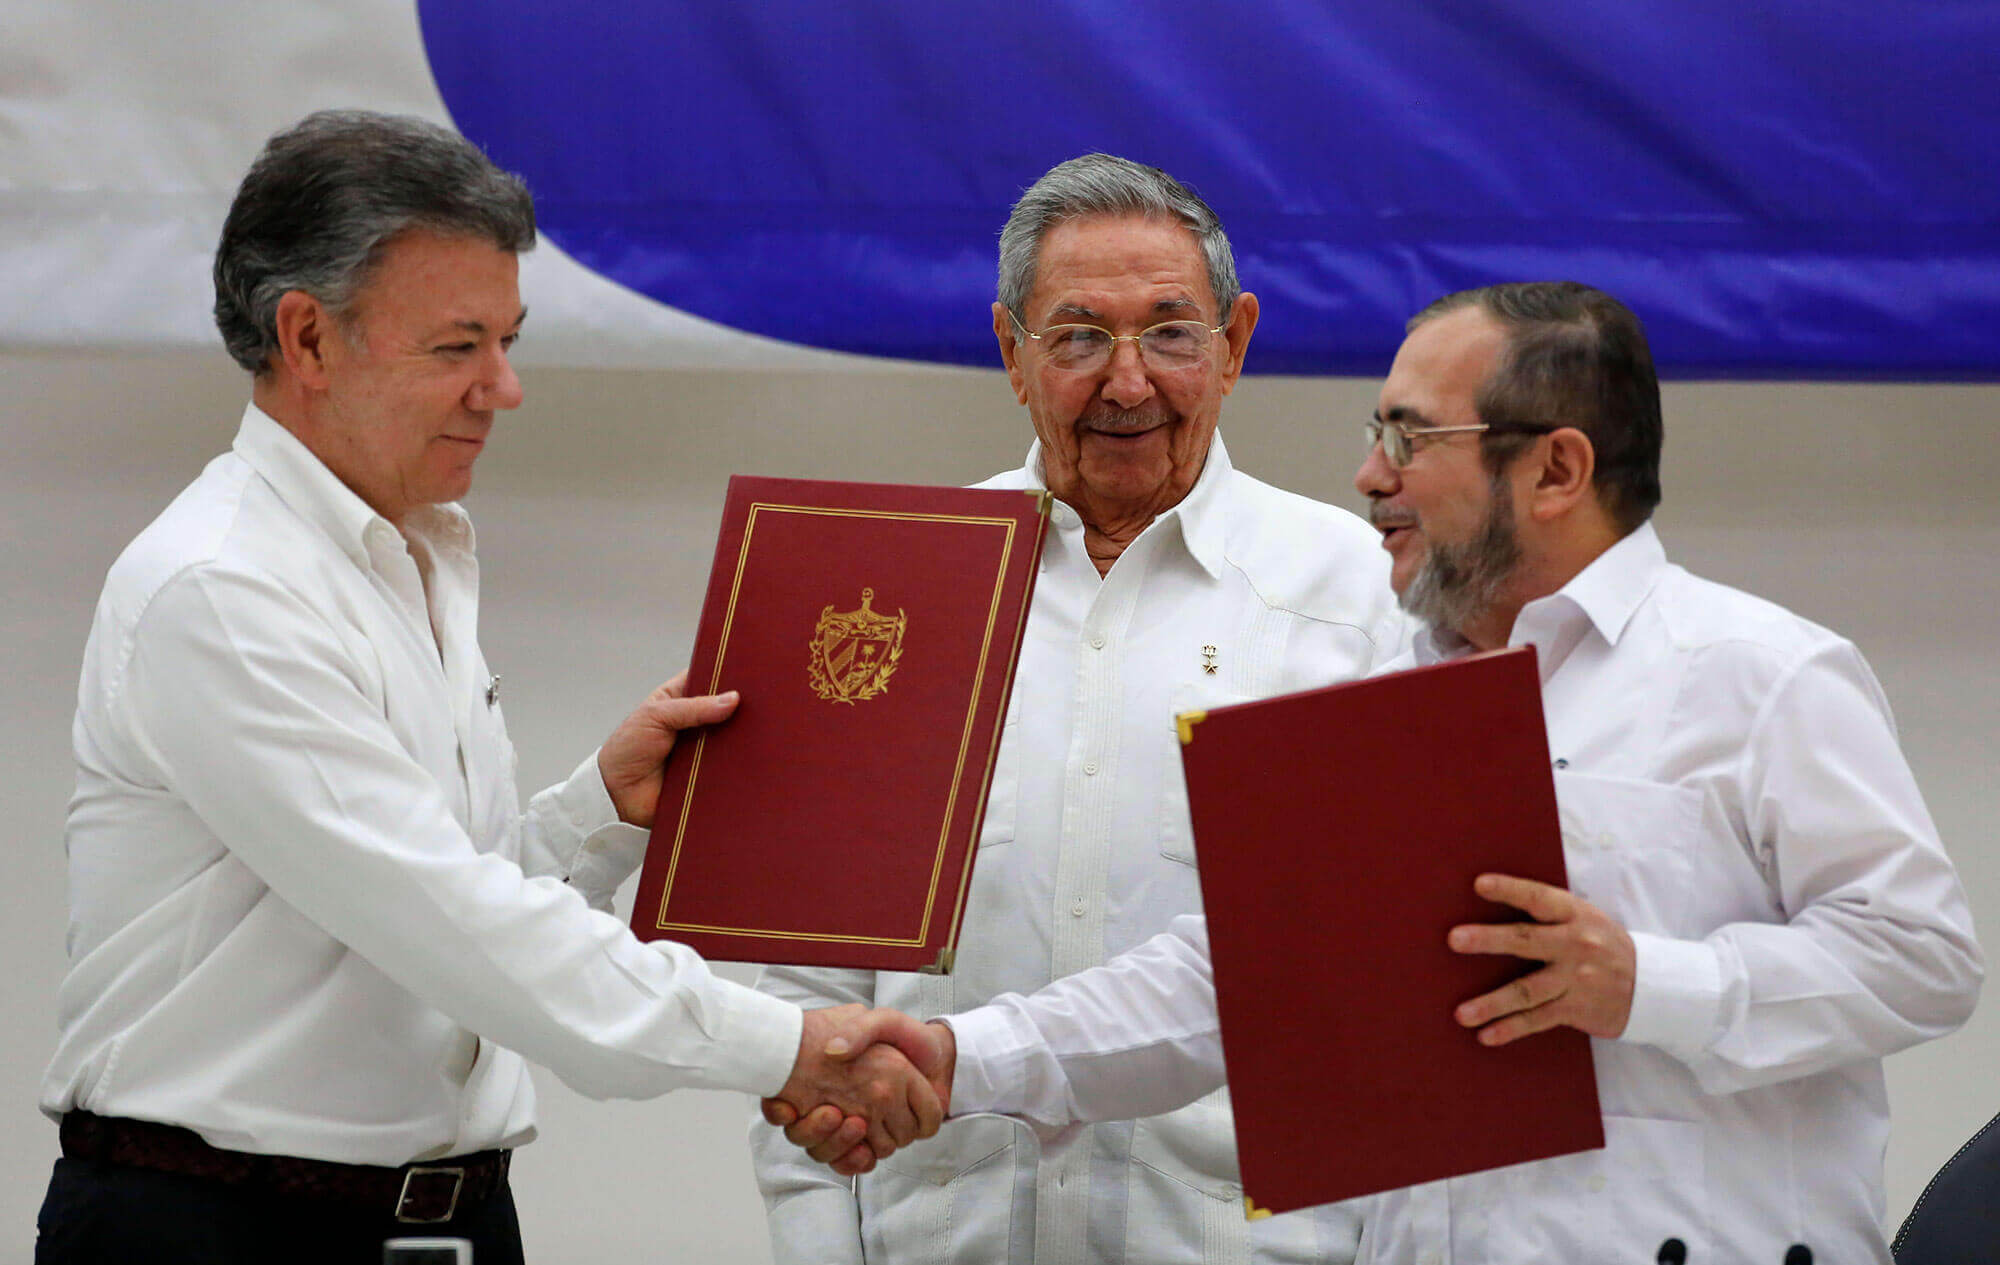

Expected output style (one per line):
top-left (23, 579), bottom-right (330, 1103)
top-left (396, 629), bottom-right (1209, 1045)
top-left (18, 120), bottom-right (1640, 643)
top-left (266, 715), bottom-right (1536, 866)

top-left (764, 1005), bottom-right (959, 1176)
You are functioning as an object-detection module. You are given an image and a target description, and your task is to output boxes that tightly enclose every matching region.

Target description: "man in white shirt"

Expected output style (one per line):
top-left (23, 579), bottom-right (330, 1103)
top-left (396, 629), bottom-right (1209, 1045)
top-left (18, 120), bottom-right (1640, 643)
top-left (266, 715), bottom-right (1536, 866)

top-left (36, 110), bottom-right (942, 1265)
top-left (750, 155), bottom-right (1406, 1265)
top-left (780, 282), bottom-right (1983, 1263)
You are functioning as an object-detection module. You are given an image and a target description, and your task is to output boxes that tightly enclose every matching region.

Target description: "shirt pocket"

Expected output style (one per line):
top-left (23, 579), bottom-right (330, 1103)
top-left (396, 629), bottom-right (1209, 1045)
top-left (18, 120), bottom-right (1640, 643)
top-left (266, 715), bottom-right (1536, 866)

top-left (1127, 1090), bottom-right (1246, 1262)
top-left (1552, 771), bottom-right (1703, 937)
top-left (1128, 1089), bottom-right (1342, 1264)
top-left (874, 1113), bottom-right (1018, 1187)
top-left (977, 692), bottom-right (1024, 850)
top-left (1488, 1114), bottom-right (1711, 1260)
top-left (1159, 683), bottom-right (1261, 867)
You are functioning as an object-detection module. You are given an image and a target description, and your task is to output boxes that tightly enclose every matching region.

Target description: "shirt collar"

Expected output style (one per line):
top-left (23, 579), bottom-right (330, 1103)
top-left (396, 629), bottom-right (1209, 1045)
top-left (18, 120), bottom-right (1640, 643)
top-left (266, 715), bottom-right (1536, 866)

top-left (1410, 520), bottom-right (1667, 666)
top-left (1019, 432), bottom-right (1232, 580)
top-left (1518, 519), bottom-right (1666, 650)
top-left (231, 402), bottom-right (475, 567)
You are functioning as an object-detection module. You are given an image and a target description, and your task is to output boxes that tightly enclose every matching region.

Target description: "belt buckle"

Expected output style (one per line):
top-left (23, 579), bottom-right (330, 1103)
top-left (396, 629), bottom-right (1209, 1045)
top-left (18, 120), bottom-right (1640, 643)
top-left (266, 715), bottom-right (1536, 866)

top-left (395, 1165), bottom-right (466, 1224)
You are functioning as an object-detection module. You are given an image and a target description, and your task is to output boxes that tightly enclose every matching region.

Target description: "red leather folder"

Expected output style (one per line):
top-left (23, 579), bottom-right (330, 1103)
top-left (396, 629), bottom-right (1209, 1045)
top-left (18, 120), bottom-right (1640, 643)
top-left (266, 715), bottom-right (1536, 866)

top-left (631, 476), bottom-right (1049, 971)
top-left (1177, 645), bottom-right (1603, 1215)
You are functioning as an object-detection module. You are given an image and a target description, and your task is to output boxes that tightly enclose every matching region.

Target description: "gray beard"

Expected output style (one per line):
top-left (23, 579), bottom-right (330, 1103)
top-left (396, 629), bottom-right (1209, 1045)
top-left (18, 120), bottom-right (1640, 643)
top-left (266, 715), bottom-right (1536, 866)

top-left (1398, 474), bottom-right (1522, 637)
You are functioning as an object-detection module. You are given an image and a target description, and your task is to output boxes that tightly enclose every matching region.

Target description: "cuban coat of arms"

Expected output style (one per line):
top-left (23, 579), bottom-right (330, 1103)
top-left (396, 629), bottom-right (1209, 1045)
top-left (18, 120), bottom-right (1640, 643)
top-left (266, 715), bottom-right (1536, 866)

top-left (809, 587), bottom-right (907, 703)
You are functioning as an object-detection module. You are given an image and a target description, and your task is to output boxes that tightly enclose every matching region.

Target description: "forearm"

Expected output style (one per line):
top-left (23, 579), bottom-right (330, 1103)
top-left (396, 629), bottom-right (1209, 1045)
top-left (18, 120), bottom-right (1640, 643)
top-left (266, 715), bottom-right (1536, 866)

top-left (946, 916), bottom-right (1225, 1128)
top-left (126, 571), bottom-right (803, 1101)
top-left (1623, 643), bottom-right (1983, 1091)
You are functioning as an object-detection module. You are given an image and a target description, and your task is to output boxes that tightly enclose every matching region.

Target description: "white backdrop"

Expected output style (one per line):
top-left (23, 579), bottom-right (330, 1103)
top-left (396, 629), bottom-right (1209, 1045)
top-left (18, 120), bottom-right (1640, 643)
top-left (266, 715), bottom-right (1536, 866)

top-left (4, 348), bottom-right (1997, 1261)
top-left (0, 0), bottom-right (861, 370)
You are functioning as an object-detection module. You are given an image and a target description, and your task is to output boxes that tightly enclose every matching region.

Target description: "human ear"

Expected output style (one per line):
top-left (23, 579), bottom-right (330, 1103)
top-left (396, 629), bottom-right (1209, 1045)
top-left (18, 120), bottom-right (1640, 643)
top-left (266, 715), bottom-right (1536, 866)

top-left (273, 290), bottom-right (335, 389)
top-left (993, 303), bottom-right (1029, 404)
top-left (1527, 427), bottom-right (1597, 522)
top-left (1217, 292), bottom-right (1259, 395)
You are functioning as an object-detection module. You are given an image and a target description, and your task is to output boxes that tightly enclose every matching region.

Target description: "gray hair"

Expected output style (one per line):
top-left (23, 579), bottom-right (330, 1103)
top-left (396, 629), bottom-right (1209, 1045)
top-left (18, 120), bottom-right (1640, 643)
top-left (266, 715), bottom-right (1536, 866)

top-left (213, 109), bottom-right (537, 375)
top-left (997, 153), bottom-right (1239, 323)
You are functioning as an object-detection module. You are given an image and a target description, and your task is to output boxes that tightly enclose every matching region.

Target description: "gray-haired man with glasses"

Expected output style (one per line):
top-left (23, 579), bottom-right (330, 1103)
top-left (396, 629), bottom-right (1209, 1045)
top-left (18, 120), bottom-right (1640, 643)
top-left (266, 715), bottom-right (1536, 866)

top-left (750, 154), bottom-right (1408, 1265)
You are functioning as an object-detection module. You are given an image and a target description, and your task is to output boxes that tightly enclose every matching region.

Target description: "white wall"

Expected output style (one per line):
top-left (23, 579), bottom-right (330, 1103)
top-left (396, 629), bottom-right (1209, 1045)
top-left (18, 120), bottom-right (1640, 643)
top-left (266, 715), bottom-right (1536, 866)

top-left (5, 350), bottom-right (1996, 1260)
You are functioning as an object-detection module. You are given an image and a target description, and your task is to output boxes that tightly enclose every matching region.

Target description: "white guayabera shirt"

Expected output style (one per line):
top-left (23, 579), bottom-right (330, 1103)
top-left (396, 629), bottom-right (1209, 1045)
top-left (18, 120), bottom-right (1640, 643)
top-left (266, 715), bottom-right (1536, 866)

top-left (751, 436), bottom-right (1409, 1265)
top-left (947, 522), bottom-right (1982, 1265)
top-left (42, 404), bottom-right (802, 1165)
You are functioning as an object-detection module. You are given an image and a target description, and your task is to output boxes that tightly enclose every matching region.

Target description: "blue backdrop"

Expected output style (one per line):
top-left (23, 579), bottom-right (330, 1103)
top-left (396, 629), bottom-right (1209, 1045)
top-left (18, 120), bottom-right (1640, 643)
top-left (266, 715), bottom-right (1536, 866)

top-left (420, 2), bottom-right (2000, 379)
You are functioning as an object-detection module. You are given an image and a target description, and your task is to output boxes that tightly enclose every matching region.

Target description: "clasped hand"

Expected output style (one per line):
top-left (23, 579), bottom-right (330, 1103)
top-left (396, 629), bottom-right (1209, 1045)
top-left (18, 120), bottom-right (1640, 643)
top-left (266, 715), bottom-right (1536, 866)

top-left (769, 1006), bottom-right (955, 1175)
top-left (596, 681), bottom-right (952, 1173)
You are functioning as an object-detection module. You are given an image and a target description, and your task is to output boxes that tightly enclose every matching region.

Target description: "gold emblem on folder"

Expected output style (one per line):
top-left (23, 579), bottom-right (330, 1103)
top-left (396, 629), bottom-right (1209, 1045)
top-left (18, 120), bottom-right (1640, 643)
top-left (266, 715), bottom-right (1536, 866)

top-left (809, 587), bottom-right (907, 704)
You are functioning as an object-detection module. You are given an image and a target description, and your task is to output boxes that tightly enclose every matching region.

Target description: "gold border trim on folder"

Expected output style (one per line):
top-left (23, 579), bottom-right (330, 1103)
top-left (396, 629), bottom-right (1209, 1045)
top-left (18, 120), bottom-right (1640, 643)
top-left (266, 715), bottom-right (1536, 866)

top-left (1176, 710), bottom-right (1207, 745)
top-left (650, 502), bottom-right (1024, 949)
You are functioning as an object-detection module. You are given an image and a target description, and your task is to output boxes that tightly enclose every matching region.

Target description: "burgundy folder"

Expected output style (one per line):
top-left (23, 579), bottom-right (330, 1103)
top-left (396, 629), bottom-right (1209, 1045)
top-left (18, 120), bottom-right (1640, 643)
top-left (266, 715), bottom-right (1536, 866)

top-left (630, 475), bottom-right (1049, 972)
top-left (1177, 646), bottom-right (1603, 1216)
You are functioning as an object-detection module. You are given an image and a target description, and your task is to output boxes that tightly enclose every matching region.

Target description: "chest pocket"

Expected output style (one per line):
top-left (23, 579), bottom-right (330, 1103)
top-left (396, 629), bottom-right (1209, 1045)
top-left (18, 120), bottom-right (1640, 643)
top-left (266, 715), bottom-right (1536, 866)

top-left (873, 1113), bottom-right (1019, 1188)
top-left (1552, 771), bottom-right (1704, 937)
top-left (1159, 683), bottom-right (1262, 867)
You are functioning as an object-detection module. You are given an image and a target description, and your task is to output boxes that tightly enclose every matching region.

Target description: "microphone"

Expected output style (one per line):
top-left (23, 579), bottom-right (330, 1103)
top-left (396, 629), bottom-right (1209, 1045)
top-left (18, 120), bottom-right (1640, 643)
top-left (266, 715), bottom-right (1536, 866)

top-left (1656, 1239), bottom-right (1686, 1265)
top-left (1784, 1248), bottom-right (1812, 1265)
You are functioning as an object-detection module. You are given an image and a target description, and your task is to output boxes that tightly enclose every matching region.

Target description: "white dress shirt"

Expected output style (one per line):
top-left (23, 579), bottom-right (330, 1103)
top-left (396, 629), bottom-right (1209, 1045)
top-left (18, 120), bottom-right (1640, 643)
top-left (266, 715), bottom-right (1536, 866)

top-left (41, 403), bottom-right (802, 1166)
top-left (750, 436), bottom-right (1409, 1265)
top-left (947, 523), bottom-right (1981, 1265)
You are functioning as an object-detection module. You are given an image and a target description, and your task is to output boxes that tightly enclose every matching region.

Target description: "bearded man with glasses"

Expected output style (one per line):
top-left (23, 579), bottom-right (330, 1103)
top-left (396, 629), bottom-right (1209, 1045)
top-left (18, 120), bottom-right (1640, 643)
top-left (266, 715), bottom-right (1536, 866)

top-left (783, 281), bottom-right (1983, 1265)
top-left (750, 153), bottom-right (1409, 1265)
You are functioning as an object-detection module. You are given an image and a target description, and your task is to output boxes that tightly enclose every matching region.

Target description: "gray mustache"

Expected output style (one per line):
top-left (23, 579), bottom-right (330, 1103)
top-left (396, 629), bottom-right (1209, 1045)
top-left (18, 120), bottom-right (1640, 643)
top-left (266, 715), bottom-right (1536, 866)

top-left (1369, 503), bottom-right (1418, 530)
top-left (1079, 403), bottom-right (1175, 433)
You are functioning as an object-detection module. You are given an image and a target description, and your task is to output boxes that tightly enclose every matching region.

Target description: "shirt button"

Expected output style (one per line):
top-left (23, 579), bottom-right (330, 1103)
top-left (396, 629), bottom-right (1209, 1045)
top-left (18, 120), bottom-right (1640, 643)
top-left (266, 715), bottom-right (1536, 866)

top-left (1587, 1174), bottom-right (1607, 1193)
top-left (1083, 762), bottom-right (1099, 776)
top-left (1070, 898), bottom-right (1088, 917)
top-left (1089, 635), bottom-right (1106, 650)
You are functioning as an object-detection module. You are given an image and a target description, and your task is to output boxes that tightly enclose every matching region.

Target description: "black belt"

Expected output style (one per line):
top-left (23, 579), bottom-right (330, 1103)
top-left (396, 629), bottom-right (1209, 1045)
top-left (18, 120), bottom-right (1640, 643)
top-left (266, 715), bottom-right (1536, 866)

top-left (59, 1110), bottom-right (510, 1224)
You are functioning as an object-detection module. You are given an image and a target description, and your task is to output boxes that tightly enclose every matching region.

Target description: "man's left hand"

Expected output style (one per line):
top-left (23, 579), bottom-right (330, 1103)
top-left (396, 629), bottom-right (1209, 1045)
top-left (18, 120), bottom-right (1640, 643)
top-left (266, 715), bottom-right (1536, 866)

top-left (1448, 873), bottom-right (1635, 1046)
top-left (598, 671), bottom-right (740, 828)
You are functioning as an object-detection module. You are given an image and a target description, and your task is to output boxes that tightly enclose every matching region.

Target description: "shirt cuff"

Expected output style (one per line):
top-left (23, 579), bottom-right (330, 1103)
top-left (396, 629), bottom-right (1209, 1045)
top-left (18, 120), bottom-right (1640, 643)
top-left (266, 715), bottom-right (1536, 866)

top-left (933, 1004), bottom-right (1036, 1118)
top-left (718, 982), bottom-right (806, 1099)
top-left (554, 751), bottom-right (648, 906)
top-left (555, 750), bottom-right (624, 833)
top-left (1620, 931), bottom-right (1725, 1056)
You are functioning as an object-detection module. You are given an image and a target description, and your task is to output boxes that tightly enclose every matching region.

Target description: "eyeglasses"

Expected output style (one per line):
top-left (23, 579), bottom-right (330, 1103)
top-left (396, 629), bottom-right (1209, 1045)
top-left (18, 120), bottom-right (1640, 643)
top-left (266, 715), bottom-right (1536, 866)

top-left (1364, 418), bottom-right (1557, 468)
top-left (1009, 311), bottom-right (1224, 374)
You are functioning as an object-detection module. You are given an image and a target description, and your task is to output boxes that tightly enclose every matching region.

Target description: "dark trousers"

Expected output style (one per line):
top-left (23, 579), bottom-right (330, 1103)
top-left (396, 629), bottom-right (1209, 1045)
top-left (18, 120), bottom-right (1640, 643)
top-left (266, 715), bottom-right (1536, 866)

top-left (36, 1157), bottom-right (527, 1265)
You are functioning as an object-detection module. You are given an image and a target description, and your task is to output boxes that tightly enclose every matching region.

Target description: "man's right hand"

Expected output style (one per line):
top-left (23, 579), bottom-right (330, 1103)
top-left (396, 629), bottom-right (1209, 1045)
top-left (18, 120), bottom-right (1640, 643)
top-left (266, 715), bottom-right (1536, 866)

top-left (764, 1017), bottom-right (956, 1175)
top-left (769, 1006), bottom-right (952, 1164)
